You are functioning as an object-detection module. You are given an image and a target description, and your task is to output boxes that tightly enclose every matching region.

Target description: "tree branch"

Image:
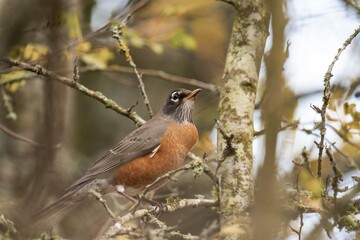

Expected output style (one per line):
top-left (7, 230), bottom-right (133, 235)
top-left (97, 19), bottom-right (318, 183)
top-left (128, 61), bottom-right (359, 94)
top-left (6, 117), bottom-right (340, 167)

top-left (82, 66), bottom-right (218, 93)
top-left (0, 121), bottom-right (60, 148)
top-left (217, 0), bottom-right (270, 238)
top-left (2, 57), bottom-right (145, 126)
top-left (315, 25), bottom-right (360, 178)
top-left (102, 198), bottom-right (217, 239)
top-left (89, 189), bottom-right (117, 221)
top-left (111, 15), bottom-right (154, 118)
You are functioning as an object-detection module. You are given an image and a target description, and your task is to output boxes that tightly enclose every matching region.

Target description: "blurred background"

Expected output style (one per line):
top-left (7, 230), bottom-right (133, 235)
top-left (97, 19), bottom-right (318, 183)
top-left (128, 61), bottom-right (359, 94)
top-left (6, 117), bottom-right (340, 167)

top-left (0, 0), bottom-right (359, 239)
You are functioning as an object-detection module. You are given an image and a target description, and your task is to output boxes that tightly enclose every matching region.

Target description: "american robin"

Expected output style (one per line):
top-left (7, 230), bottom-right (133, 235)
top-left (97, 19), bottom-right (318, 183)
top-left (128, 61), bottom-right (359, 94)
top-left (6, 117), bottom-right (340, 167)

top-left (35, 88), bottom-right (201, 220)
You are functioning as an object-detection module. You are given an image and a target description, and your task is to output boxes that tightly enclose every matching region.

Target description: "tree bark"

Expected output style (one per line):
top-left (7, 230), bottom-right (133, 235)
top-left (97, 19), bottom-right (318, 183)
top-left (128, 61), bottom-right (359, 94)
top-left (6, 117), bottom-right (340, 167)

top-left (218, 1), bottom-right (269, 239)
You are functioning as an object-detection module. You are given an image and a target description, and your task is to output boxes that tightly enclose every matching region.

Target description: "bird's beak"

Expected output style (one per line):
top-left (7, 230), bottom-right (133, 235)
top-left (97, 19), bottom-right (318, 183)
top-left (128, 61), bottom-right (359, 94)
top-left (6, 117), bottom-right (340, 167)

top-left (184, 88), bottom-right (202, 101)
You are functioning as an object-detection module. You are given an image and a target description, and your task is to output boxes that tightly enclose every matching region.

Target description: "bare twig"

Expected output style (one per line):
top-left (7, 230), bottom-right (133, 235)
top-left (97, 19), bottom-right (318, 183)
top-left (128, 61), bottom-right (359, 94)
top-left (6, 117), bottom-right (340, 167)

top-left (343, 0), bottom-right (360, 14)
top-left (315, 25), bottom-right (360, 178)
top-left (289, 210), bottom-right (304, 240)
top-left (145, 213), bottom-right (200, 240)
top-left (0, 121), bottom-right (60, 148)
top-left (102, 198), bottom-right (217, 239)
top-left (128, 154), bottom-right (210, 212)
top-left (298, 210), bottom-right (304, 240)
top-left (216, 0), bottom-right (238, 10)
top-left (215, 120), bottom-right (235, 175)
top-left (297, 123), bottom-right (359, 170)
top-left (325, 123), bottom-right (360, 151)
top-left (2, 57), bottom-right (145, 126)
top-left (89, 188), bottom-right (117, 221)
top-left (325, 147), bottom-right (343, 205)
top-left (188, 152), bottom-right (219, 186)
top-left (73, 56), bottom-right (79, 82)
top-left (26, 0), bottom-right (150, 64)
top-left (82, 65), bottom-right (218, 93)
top-left (254, 121), bottom-right (299, 137)
top-left (111, 15), bottom-right (154, 118)
top-left (301, 147), bottom-right (313, 176)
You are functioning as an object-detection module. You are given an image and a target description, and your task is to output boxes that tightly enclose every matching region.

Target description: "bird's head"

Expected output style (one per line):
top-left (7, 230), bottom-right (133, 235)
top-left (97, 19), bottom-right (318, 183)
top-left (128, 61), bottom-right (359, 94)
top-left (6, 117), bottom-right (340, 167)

top-left (162, 88), bottom-right (201, 123)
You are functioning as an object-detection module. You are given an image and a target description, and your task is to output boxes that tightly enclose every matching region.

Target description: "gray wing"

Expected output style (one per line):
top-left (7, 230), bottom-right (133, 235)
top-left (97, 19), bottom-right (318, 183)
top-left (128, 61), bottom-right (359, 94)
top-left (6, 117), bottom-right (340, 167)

top-left (66, 114), bottom-right (170, 192)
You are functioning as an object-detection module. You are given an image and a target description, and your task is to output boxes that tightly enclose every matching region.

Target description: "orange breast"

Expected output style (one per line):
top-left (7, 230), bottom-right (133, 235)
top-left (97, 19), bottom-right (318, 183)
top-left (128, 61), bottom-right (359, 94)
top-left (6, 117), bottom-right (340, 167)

top-left (114, 122), bottom-right (198, 194)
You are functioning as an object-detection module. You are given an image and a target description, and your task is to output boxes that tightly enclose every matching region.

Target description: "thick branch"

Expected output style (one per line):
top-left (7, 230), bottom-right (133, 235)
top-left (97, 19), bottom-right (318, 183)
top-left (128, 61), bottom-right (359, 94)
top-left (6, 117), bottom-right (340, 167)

top-left (217, 0), bottom-right (270, 239)
top-left (2, 57), bottom-right (145, 126)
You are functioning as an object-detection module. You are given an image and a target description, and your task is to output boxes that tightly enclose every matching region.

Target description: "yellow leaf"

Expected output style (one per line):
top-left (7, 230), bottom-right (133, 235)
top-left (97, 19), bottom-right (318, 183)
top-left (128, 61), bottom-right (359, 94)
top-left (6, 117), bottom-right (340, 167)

top-left (348, 121), bottom-right (360, 130)
top-left (0, 71), bottom-right (27, 93)
top-left (23, 44), bottom-right (49, 61)
top-left (81, 47), bottom-right (114, 70)
top-left (0, 71), bottom-right (26, 82)
top-left (326, 113), bottom-right (338, 122)
top-left (129, 36), bottom-right (145, 48)
top-left (339, 124), bottom-right (352, 140)
top-left (148, 42), bottom-right (163, 55)
top-left (169, 29), bottom-right (197, 50)
top-left (76, 41), bottom-right (92, 54)
top-left (5, 80), bottom-right (26, 93)
top-left (299, 169), bottom-right (323, 197)
top-left (328, 99), bottom-right (337, 111)
top-left (63, 50), bottom-right (72, 61)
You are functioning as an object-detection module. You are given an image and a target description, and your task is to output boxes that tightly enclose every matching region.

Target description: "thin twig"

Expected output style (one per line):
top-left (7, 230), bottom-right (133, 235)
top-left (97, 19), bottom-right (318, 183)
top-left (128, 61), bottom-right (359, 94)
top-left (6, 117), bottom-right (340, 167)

top-left (343, 0), bottom-right (360, 14)
top-left (188, 152), bottom-right (219, 186)
top-left (0, 121), bottom-right (60, 148)
top-left (130, 153), bottom-right (211, 211)
top-left (73, 56), bottom-right (79, 82)
top-left (325, 123), bottom-right (360, 151)
top-left (254, 121), bottom-right (299, 137)
top-left (81, 65), bottom-right (218, 93)
top-left (289, 209), bottom-right (304, 240)
top-left (2, 57), bottom-right (145, 126)
top-left (216, 0), bottom-right (238, 10)
top-left (89, 188), bottom-right (117, 221)
top-left (302, 147), bottom-right (313, 176)
top-left (297, 210), bottom-right (304, 240)
top-left (325, 147), bottom-right (343, 206)
top-left (111, 15), bottom-right (154, 118)
top-left (145, 213), bottom-right (200, 240)
top-left (215, 120), bottom-right (235, 175)
top-left (315, 25), bottom-right (360, 178)
top-left (297, 124), bottom-right (359, 170)
top-left (102, 198), bottom-right (217, 239)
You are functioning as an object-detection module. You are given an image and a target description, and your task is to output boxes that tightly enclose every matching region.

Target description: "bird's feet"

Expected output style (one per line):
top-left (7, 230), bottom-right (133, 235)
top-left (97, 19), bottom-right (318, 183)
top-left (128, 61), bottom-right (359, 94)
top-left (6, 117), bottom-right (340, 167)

top-left (140, 199), bottom-right (168, 222)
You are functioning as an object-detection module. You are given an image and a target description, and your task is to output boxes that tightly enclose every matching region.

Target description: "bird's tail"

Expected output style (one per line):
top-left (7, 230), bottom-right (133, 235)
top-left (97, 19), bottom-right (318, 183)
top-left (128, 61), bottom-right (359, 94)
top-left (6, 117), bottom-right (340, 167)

top-left (32, 193), bottom-right (83, 226)
top-left (34, 197), bottom-right (70, 220)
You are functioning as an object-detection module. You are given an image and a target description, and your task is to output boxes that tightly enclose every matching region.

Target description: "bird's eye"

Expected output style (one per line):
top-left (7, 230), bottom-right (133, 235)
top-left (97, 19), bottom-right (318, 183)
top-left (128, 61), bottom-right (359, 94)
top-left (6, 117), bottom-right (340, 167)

top-left (171, 92), bottom-right (179, 102)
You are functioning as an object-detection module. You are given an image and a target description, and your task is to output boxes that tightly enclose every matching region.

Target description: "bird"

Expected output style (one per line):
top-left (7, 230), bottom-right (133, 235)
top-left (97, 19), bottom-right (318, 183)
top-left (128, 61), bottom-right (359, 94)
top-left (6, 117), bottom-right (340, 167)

top-left (34, 88), bottom-right (201, 221)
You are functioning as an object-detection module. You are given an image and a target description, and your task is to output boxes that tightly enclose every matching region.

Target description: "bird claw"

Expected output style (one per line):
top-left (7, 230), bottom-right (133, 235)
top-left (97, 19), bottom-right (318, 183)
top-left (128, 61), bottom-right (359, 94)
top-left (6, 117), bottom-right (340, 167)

top-left (138, 200), bottom-right (167, 222)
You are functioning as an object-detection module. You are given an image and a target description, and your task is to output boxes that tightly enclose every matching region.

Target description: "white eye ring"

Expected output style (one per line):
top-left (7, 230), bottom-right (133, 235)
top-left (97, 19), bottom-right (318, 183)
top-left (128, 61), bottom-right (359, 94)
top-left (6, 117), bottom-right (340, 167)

top-left (171, 92), bottom-right (179, 102)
